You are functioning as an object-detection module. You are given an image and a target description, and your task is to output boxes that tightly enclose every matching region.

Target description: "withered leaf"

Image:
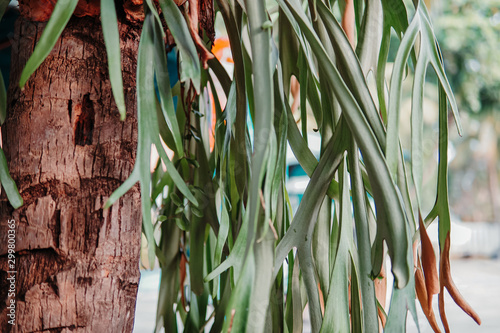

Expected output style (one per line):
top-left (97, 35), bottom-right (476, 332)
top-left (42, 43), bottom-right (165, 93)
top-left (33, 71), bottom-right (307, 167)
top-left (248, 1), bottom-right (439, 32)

top-left (419, 213), bottom-right (440, 310)
top-left (416, 258), bottom-right (441, 332)
top-left (439, 232), bottom-right (481, 332)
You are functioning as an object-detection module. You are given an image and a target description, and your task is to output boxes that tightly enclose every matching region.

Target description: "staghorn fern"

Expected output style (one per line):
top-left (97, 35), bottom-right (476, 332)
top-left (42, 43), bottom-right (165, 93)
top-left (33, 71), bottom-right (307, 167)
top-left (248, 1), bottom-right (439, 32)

top-left (0, 0), bottom-right (481, 332)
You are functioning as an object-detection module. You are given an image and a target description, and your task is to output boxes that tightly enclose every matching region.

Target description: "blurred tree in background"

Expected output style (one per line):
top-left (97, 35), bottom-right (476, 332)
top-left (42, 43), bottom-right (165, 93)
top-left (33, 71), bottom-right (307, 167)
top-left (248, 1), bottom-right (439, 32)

top-left (432, 0), bottom-right (500, 222)
top-left (434, 0), bottom-right (500, 115)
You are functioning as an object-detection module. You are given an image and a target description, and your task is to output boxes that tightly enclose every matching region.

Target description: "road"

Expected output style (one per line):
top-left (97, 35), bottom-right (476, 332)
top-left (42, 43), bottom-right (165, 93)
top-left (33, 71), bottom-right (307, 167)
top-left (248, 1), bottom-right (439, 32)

top-left (133, 258), bottom-right (500, 332)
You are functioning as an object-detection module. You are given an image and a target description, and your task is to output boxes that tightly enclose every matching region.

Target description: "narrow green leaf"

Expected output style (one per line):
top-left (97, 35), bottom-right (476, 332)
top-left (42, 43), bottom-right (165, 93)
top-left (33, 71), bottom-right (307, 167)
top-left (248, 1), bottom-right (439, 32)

top-left (157, 0), bottom-right (201, 91)
top-left (376, 27), bottom-right (391, 125)
top-left (279, 5), bottom-right (300, 95)
top-left (248, 224), bottom-right (276, 331)
top-left (101, 0), bottom-right (126, 120)
top-left (0, 148), bottom-right (23, 209)
top-left (317, 1), bottom-right (386, 148)
top-left (220, 5), bottom-right (249, 199)
top-left (291, 255), bottom-right (303, 333)
top-left (208, 57), bottom-right (231, 96)
top-left (244, 0), bottom-right (274, 253)
top-left (410, 50), bottom-right (428, 206)
top-left (419, 3), bottom-right (462, 134)
top-left (398, 143), bottom-right (417, 231)
top-left (144, 0), bottom-right (164, 32)
top-left (241, 44), bottom-right (255, 122)
top-left (19, 0), bottom-right (78, 88)
top-left (213, 200), bottom-right (230, 279)
top-left (106, 11), bottom-right (197, 268)
top-left (350, 254), bottom-right (363, 333)
top-left (136, 14), bottom-right (158, 267)
top-left (189, 214), bottom-right (206, 295)
top-left (154, 129), bottom-right (198, 207)
top-left (298, 49), bottom-right (308, 143)
top-left (306, 73), bottom-right (323, 128)
top-left (348, 137), bottom-right (379, 332)
top-left (221, 253), bottom-right (254, 332)
top-left (385, 17), bottom-right (419, 177)
top-left (313, 196), bottom-right (331, 300)
top-left (436, 84), bottom-right (451, 247)
top-left (104, 168), bottom-right (140, 209)
top-left (356, 0), bottom-right (383, 75)
top-left (152, 17), bottom-right (184, 155)
top-left (321, 158), bottom-right (351, 333)
top-left (155, 98), bottom-right (178, 153)
top-left (156, 220), bottom-right (181, 332)
top-left (210, 273), bottom-right (232, 333)
top-left (151, 164), bottom-right (172, 201)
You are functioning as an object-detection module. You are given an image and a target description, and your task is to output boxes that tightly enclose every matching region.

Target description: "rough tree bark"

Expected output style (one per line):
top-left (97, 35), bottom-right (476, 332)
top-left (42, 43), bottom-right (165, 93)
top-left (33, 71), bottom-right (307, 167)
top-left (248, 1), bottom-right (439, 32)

top-left (0, 12), bottom-right (142, 332)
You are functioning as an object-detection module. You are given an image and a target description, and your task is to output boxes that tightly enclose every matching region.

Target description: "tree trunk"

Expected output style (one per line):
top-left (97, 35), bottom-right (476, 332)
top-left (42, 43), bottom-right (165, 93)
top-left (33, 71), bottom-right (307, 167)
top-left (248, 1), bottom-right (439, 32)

top-left (0, 13), bottom-right (141, 332)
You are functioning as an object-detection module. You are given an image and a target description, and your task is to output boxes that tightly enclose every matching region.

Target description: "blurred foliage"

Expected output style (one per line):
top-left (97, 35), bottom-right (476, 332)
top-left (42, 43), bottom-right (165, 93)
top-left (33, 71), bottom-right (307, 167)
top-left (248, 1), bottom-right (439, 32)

top-left (434, 0), bottom-right (500, 114)
top-left (427, 0), bottom-right (500, 222)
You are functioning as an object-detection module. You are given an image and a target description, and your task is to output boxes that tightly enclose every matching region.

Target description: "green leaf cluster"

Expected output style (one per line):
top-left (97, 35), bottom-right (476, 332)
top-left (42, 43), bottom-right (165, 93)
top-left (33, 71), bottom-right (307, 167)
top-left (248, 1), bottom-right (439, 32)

top-left (1, 0), bottom-right (475, 332)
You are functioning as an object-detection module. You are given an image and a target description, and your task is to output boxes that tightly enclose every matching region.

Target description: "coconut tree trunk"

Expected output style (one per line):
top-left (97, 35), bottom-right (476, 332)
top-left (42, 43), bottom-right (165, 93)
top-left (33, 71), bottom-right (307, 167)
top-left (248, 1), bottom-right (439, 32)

top-left (0, 12), bottom-right (141, 332)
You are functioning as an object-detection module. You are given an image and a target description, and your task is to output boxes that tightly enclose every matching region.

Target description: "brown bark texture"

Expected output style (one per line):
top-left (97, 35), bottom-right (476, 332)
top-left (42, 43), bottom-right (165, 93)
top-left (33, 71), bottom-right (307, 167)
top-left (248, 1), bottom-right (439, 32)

top-left (0, 14), bottom-right (141, 332)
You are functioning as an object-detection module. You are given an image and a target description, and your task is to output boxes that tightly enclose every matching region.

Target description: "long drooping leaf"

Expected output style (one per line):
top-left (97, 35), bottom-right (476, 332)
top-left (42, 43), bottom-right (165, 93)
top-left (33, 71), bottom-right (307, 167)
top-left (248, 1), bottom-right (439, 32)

top-left (316, 1), bottom-right (386, 148)
top-left (100, 0), bottom-right (126, 120)
top-left (350, 253), bottom-right (363, 333)
top-left (156, 215), bottom-right (181, 332)
top-left (320, 158), bottom-right (352, 333)
top-left (386, 0), bottom-right (461, 186)
top-left (356, 0), bottom-right (383, 75)
top-left (433, 85), bottom-right (481, 329)
top-left (151, 17), bottom-right (184, 156)
top-left (348, 137), bottom-right (379, 332)
top-left (19, 0), bottom-right (78, 88)
top-left (126, 13), bottom-right (157, 267)
top-left (221, 250), bottom-right (254, 332)
top-left (105, 12), bottom-right (197, 267)
top-left (217, 0), bottom-right (249, 200)
top-left (385, 15), bottom-right (420, 178)
top-left (157, 0), bottom-right (201, 91)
